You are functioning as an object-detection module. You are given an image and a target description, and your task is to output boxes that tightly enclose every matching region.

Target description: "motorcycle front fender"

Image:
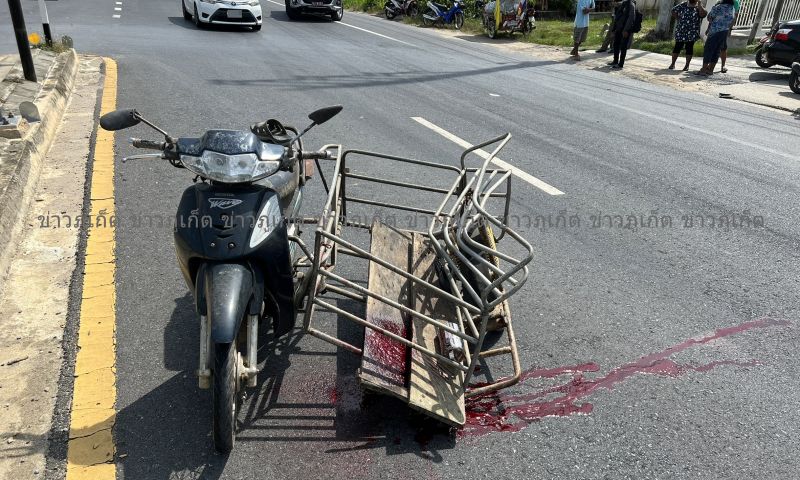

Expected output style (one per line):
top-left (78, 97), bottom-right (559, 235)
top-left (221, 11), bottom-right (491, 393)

top-left (201, 263), bottom-right (255, 344)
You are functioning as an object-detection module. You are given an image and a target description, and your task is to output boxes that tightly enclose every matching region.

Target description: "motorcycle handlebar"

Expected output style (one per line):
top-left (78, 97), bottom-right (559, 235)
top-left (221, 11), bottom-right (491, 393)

top-left (131, 138), bottom-right (168, 150)
top-left (301, 150), bottom-right (332, 160)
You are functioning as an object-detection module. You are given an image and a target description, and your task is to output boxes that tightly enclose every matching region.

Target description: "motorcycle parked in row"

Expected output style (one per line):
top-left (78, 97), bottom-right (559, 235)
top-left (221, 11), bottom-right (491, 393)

top-left (99, 105), bottom-right (343, 453)
top-left (482, 0), bottom-right (534, 38)
top-left (385, 0), bottom-right (418, 19)
top-left (422, 0), bottom-right (465, 29)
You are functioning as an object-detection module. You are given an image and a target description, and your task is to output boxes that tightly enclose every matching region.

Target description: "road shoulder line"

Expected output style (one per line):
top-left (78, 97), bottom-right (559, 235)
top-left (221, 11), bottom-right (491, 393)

top-left (65, 57), bottom-right (118, 480)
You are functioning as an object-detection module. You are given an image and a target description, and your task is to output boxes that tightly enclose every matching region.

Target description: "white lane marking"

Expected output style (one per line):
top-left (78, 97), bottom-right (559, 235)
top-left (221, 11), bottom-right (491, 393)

top-left (336, 22), bottom-right (416, 47)
top-left (114, 7), bottom-right (121, 10)
top-left (115, 1), bottom-right (122, 4)
top-left (264, 0), bottom-right (416, 46)
top-left (412, 116), bottom-right (565, 196)
top-left (489, 93), bottom-right (500, 97)
top-left (112, 13), bottom-right (121, 17)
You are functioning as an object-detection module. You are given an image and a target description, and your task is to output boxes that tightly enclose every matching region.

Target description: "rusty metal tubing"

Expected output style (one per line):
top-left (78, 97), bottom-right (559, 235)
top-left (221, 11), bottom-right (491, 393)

top-left (321, 269), bottom-right (477, 343)
top-left (302, 231), bottom-right (325, 331)
top-left (323, 284), bottom-right (367, 303)
top-left (345, 196), bottom-right (439, 216)
top-left (343, 148), bottom-right (463, 174)
top-left (467, 300), bottom-right (521, 397)
top-left (345, 172), bottom-right (454, 195)
top-left (306, 327), bottom-right (363, 355)
top-left (317, 230), bottom-right (480, 314)
top-left (313, 298), bottom-right (468, 373)
top-left (459, 133), bottom-right (512, 170)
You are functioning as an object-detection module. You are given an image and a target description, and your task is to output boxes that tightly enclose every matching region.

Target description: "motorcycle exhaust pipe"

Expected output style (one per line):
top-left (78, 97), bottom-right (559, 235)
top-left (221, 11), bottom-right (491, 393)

top-left (198, 315), bottom-right (211, 389)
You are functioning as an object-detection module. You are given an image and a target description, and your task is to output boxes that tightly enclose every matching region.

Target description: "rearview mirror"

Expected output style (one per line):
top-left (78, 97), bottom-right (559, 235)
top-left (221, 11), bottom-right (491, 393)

top-left (308, 105), bottom-right (343, 126)
top-left (100, 109), bottom-right (141, 131)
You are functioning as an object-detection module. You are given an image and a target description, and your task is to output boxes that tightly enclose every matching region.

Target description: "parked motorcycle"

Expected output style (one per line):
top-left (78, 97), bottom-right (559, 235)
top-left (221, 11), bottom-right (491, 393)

top-left (790, 61), bottom-right (800, 94)
top-left (470, 0), bottom-right (486, 18)
top-left (422, 0), bottom-right (465, 29)
top-left (99, 105), bottom-right (342, 453)
top-left (754, 22), bottom-right (781, 68)
top-left (385, 0), bottom-right (418, 19)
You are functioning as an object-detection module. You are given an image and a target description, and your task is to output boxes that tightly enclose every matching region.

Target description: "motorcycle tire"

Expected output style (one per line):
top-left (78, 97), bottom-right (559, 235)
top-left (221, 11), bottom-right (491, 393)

top-left (212, 342), bottom-right (238, 453)
top-left (790, 70), bottom-right (800, 95)
top-left (422, 10), bottom-right (434, 26)
top-left (407, 4), bottom-right (418, 17)
top-left (487, 21), bottom-right (497, 38)
top-left (385, 6), bottom-right (396, 18)
top-left (755, 49), bottom-right (774, 69)
top-left (454, 11), bottom-right (464, 29)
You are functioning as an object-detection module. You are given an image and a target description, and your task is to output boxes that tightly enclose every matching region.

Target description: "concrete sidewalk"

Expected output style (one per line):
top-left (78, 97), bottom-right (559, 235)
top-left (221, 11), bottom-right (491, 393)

top-left (436, 28), bottom-right (800, 113)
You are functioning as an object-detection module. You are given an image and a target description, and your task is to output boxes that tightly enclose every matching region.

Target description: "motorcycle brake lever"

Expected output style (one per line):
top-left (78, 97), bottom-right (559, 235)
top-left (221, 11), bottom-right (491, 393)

top-left (122, 153), bottom-right (164, 163)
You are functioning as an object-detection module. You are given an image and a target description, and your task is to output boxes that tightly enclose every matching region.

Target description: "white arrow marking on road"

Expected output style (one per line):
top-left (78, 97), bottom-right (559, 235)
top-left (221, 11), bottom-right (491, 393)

top-left (114, 7), bottom-right (121, 10)
top-left (412, 116), bottom-right (565, 196)
top-left (264, 0), bottom-right (416, 46)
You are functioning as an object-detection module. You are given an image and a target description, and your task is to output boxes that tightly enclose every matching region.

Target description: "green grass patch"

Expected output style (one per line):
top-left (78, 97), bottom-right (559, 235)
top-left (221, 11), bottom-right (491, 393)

top-left (341, 7), bottom-right (747, 56)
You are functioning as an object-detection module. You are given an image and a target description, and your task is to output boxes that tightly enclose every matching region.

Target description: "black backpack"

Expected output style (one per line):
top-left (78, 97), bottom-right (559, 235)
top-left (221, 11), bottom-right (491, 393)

top-left (632, 6), bottom-right (643, 32)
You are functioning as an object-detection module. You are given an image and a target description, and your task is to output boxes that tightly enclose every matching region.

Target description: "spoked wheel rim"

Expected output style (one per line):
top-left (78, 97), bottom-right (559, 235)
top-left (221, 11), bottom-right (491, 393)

top-left (454, 11), bottom-right (464, 29)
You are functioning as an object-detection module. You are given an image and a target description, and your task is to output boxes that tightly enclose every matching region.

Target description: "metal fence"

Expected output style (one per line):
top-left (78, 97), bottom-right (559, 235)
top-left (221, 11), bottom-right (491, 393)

top-left (734, 0), bottom-right (800, 29)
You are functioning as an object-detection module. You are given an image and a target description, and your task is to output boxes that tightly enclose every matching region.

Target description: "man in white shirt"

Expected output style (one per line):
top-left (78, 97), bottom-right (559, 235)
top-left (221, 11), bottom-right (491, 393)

top-left (571, 0), bottom-right (596, 59)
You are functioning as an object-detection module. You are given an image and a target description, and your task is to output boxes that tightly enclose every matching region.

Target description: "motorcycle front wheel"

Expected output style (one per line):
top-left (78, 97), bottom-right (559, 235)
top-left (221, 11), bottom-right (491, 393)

top-left (385, 5), bottom-right (395, 18)
top-left (422, 10), bottom-right (434, 25)
top-left (454, 11), bottom-right (464, 29)
top-left (212, 342), bottom-right (239, 453)
top-left (487, 21), bottom-right (497, 38)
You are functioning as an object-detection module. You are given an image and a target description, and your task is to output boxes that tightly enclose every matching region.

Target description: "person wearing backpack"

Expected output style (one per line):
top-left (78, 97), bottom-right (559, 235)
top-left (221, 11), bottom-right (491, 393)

top-left (610, 0), bottom-right (638, 69)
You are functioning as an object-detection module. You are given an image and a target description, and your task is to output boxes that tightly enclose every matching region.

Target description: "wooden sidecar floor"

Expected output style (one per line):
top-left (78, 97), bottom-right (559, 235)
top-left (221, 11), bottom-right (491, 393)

top-left (359, 222), bottom-right (465, 427)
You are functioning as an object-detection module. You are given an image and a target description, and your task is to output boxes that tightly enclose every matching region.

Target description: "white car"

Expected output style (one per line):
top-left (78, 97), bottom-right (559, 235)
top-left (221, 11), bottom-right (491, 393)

top-left (182, 0), bottom-right (263, 31)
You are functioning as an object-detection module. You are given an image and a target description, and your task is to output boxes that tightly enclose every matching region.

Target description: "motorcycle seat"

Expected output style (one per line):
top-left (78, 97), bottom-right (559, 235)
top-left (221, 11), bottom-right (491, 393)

top-left (432, 2), bottom-right (448, 11)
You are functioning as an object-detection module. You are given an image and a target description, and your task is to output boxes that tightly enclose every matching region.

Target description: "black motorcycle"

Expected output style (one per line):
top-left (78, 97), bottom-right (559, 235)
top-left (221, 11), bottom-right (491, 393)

top-left (100, 105), bottom-right (342, 452)
top-left (385, 0), bottom-right (418, 19)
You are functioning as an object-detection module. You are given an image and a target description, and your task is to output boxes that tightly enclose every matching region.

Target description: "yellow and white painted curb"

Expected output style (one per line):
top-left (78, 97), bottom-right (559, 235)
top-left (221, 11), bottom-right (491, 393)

top-left (66, 57), bottom-right (118, 480)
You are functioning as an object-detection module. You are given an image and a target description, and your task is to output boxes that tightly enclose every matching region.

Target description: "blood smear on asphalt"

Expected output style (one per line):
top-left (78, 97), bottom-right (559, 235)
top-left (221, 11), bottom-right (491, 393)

top-left (462, 317), bottom-right (790, 437)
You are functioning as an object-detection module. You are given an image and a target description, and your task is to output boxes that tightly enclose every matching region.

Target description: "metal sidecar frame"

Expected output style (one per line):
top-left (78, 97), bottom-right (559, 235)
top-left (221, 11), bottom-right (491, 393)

top-left (298, 134), bottom-right (533, 427)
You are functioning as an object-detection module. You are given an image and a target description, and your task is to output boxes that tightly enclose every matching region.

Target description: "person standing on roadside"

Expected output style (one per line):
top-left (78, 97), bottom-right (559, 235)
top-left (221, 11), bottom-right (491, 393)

top-left (571, 0), bottom-right (596, 60)
top-left (718, 0), bottom-right (740, 73)
top-left (610, 0), bottom-right (636, 69)
top-left (597, 0), bottom-right (622, 53)
top-left (697, 0), bottom-right (735, 76)
top-left (669, 0), bottom-right (706, 70)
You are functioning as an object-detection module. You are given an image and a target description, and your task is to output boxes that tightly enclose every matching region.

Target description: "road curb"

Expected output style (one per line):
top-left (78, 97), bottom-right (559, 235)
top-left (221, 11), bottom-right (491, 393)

top-left (0, 49), bottom-right (78, 291)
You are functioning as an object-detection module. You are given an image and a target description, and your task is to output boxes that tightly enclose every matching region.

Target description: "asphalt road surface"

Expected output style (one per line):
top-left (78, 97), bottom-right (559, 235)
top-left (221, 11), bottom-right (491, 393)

top-left (2, 1), bottom-right (800, 479)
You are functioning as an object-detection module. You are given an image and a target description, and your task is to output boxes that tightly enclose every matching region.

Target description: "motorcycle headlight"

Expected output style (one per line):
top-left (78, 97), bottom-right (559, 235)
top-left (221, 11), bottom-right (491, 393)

top-left (249, 195), bottom-right (282, 248)
top-left (180, 151), bottom-right (280, 183)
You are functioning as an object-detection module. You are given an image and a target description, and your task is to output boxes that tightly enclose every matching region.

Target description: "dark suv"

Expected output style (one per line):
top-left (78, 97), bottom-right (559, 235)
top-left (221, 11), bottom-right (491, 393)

top-left (760, 20), bottom-right (800, 68)
top-left (285, 0), bottom-right (343, 20)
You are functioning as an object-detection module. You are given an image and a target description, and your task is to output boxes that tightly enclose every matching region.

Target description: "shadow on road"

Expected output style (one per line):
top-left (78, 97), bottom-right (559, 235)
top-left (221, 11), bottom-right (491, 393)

top-left (111, 295), bottom-right (454, 479)
top-left (268, 10), bottom-right (334, 22)
top-left (167, 16), bottom-right (260, 32)
top-left (208, 59), bottom-right (556, 90)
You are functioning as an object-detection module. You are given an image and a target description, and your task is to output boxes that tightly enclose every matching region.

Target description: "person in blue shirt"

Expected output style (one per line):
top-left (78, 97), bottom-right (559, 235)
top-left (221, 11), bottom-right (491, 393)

top-left (571, 0), bottom-right (596, 60)
top-left (697, 0), bottom-right (735, 76)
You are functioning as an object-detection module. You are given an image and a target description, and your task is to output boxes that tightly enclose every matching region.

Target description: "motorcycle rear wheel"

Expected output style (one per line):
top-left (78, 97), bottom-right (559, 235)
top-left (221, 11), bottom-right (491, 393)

top-left (212, 342), bottom-right (238, 453)
top-left (454, 11), bottom-right (464, 29)
top-left (755, 49), bottom-right (774, 69)
top-left (385, 6), bottom-right (395, 18)
top-left (790, 70), bottom-right (800, 95)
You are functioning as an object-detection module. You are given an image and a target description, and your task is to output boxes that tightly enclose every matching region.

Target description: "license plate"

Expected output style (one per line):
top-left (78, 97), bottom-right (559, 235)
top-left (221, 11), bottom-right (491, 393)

top-left (227, 9), bottom-right (243, 18)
